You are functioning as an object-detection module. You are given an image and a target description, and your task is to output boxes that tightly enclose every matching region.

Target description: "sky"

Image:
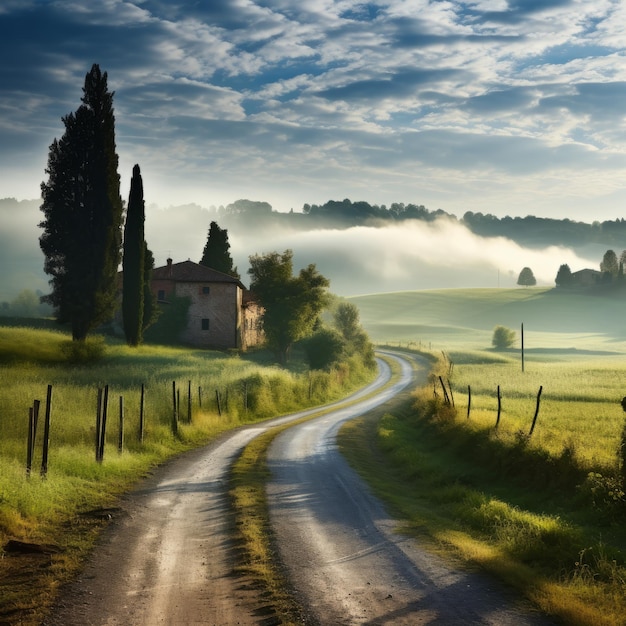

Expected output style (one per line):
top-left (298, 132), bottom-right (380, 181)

top-left (1, 0), bottom-right (626, 222)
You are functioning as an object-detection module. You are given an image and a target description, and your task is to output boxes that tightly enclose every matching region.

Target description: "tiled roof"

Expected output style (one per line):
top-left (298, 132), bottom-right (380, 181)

top-left (153, 260), bottom-right (244, 287)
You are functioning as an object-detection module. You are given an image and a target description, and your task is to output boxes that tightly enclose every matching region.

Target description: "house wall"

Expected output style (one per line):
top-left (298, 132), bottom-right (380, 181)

top-left (174, 281), bottom-right (240, 349)
top-left (242, 301), bottom-right (264, 350)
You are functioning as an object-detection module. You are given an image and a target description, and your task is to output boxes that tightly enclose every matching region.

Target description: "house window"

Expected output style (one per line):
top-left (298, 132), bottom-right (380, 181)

top-left (201, 318), bottom-right (210, 331)
top-left (157, 289), bottom-right (165, 301)
top-left (201, 286), bottom-right (210, 295)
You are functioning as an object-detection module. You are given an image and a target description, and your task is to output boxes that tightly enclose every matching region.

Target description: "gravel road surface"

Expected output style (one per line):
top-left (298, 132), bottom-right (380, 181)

top-left (42, 357), bottom-right (396, 625)
top-left (266, 353), bottom-right (555, 625)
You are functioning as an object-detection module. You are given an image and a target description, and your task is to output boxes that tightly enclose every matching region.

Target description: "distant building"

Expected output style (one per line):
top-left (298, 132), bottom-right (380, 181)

top-left (150, 259), bottom-right (263, 350)
top-left (569, 268), bottom-right (602, 287)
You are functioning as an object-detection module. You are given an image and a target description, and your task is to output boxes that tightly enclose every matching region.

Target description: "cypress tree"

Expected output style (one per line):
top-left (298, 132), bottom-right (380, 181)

top-left (122, 164), bottom-right (145, 346)
top-left (200, 221), bottom-right (240, 278)
top-left (40, 64), bottom-right (123, 340)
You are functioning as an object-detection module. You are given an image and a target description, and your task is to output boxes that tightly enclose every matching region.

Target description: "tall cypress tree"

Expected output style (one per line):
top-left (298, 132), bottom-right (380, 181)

top-left (122, 164), bottom-right (145, 346)
top-left (40, 64), bottom-right (123, 340)
top-left (199, 221), bottom-right (240, 279)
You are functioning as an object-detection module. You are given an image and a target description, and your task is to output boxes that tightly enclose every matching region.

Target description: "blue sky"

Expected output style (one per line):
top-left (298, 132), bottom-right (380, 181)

top-left (1, 0), bottom-right (626, 221)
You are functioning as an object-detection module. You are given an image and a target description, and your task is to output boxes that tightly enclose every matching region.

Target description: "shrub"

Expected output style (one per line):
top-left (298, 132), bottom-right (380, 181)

top-left (492, 325), bottom-right (516, 350)
top-left (60, 336), bottom-right (106, 363)
top-left (302, 327), bottom-right (345, 370)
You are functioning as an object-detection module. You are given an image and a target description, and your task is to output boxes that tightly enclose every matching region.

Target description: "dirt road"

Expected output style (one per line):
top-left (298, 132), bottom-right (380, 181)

top-left (42, 358), bottom-right (397, 625)
top-left (266, 353), bottom-right (554, 625)
top-left (44, 353), bottom-right (553, 625)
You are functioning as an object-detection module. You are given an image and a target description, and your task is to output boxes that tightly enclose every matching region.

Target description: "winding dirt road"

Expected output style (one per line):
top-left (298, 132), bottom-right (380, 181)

top-left (43, 353), bottom-right (553, 625)
top-left (266, 354), bottom-right (554, 625)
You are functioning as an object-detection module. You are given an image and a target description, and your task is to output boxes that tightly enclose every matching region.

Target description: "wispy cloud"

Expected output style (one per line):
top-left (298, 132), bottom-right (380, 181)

top-left (1, 0), bottom-right (625, 220)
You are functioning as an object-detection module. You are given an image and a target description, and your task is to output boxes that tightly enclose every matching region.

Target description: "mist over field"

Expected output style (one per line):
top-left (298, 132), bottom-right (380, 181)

top-left (0, 198), bottom-right (598, 301)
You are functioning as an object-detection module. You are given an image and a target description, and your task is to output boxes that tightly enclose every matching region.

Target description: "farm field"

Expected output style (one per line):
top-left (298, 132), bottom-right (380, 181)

top-left (350, 287), bottom-right (626, 471)
top-left (351, 286), bottom-right (626, 353)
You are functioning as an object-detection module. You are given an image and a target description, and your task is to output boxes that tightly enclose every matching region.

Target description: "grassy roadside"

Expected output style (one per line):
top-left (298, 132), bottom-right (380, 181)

top-left (338, 355), bottom-right (626, 626)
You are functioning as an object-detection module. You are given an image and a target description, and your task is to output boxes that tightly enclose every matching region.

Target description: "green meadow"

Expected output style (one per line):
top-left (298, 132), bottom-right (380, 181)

top-left (345, 286), bottom-right (626, 625)
top-left (350, 286), bottom-right (626, 471)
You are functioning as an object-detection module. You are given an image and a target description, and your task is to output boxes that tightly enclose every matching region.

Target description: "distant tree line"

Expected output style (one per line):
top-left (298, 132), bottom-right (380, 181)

top-left (200, 198), bottom-right (626, 251)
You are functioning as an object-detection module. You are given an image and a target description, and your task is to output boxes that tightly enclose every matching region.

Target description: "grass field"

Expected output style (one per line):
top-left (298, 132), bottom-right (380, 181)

top-left (351, 286), bottom-right (626, 352)
top-left (350, 286), bottom-right (626, 472)
top-left (344, 286), bottom-right (626, 625)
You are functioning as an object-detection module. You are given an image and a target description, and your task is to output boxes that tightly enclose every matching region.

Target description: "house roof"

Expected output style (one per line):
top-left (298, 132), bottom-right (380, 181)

top-left (571, 268), bottom-right (601, 276)
top-left (153, 259), bottom-right (245, 288)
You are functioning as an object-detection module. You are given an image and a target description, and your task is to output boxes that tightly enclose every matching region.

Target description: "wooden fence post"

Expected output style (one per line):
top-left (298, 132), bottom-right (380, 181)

top-left (40, 385), bottom-right (52, 477)
top-left (118, 396), bottom-right (124, 453)
top-left (198, 386), bottom-right (202, 408)
top-left (528, 386), bottom-right (543, 437)
top-left (216, 389), bottom-right (222, 417)
top-left (96, 387), bottom-right (103, 461)
top-left (187, 380), bottom-right (192, 423)
top-left (439, 376), bottom-right (451, 405)
top-left (171, 381), bottom-right (178, 436)
top-left (467, 385), bottom-right (471, 420)
top-left (495, 385), bottom-right (502, 430)
top-left (139, 384), bottom-right (145, 444)
top-left (26, 400), bottom-right (40, 477)
top-left (98, 385), bottom-right (109, 462)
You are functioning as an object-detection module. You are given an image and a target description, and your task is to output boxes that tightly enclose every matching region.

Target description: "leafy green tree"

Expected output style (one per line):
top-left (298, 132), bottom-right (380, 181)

top-left (555, 264), bottom-right (572, 287)
top-left (601, 249), bottom-right (619, 278)
top-left (248, 249), bottom-right (330, 364)
top-left (39, 64), bottom-right (123, 340)
top-left (200, 221), bottom-right (239, 278)
top-left (492, 325), bottom-right (516, 350)
top-left (517, 267), bottom-right (536, 287)
top-left (333, 301), bottom-right (375, 367)
top-left (122, 164), bottom-right (145, 346)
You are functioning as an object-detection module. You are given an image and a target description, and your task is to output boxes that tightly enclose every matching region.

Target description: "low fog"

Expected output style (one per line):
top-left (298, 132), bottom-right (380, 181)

top-left (0, 199), bottom-right (599, 302)
top-left (142, 208), bottom-right (599, 296)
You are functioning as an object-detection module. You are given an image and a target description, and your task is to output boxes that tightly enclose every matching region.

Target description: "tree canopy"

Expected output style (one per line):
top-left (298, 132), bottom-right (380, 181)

top-left (200, 221), bottom-right (239, 279)
top-left (601, 249), bottom-right (619, 277)
top-left (517, 267), bottom-right (536, 287)
top-left (39, 64), bottom-right (123, 340)
top-left (555, 264), bottom-right (572, 287)
top-left (492, 325), bottom-right (516, 350)
top-left (248, 249), bottom-right (330, 364)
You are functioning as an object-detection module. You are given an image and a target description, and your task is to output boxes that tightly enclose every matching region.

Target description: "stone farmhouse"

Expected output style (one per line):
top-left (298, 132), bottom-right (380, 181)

top-left (150, 259), bottom-right (263, 350)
